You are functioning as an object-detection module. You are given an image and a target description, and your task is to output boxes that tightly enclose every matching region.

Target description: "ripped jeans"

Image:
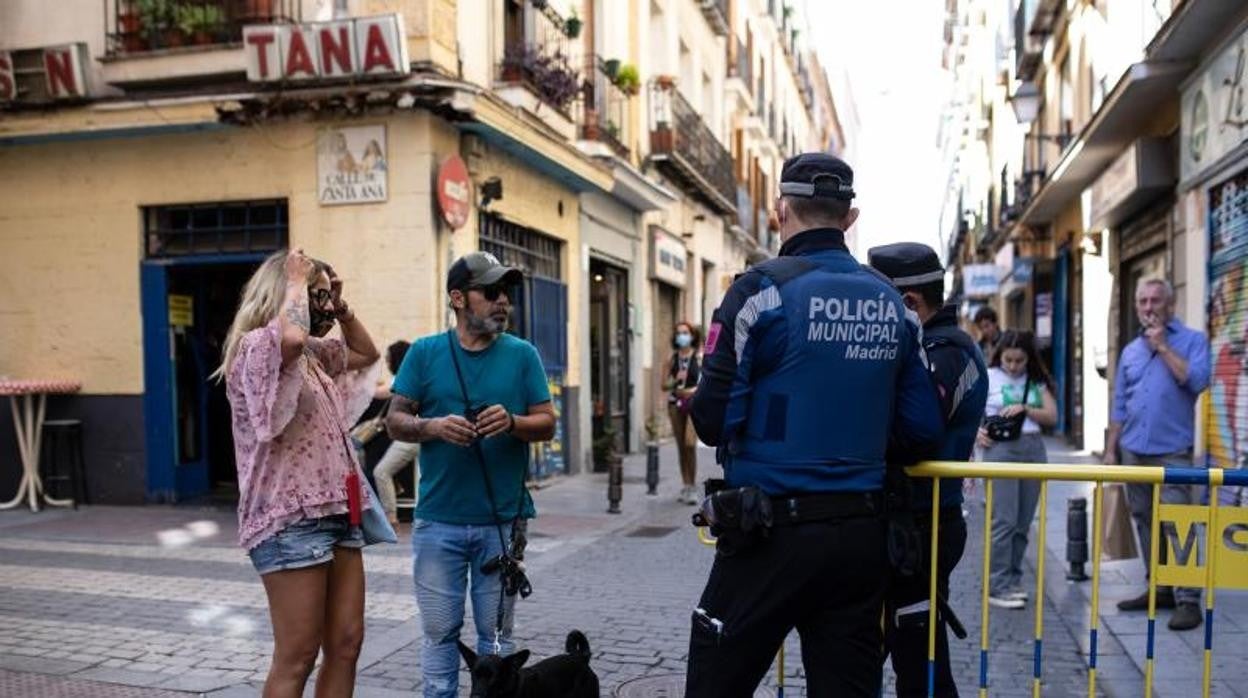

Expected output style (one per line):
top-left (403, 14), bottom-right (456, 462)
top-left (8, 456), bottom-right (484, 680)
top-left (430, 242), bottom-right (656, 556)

top-left (412, 518), bottom-right (517, 698)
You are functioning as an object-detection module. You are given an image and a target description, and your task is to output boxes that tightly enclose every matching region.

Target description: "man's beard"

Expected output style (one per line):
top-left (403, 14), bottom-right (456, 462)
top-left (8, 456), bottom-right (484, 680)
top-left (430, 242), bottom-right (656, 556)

top-left (466, 310), bottom-right (508, 336)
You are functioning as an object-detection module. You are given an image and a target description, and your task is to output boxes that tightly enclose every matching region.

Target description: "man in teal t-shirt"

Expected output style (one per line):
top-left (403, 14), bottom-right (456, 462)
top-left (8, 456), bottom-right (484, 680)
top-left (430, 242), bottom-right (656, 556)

top-left (385, 252), bottom-right (555, 698)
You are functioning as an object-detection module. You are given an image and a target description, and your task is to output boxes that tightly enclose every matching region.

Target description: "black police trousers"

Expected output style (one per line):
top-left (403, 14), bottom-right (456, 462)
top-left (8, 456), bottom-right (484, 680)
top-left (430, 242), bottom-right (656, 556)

top-left (685, 514), bottom-right (888, 697)
top-left (884, 507), bottom-right (968, 697)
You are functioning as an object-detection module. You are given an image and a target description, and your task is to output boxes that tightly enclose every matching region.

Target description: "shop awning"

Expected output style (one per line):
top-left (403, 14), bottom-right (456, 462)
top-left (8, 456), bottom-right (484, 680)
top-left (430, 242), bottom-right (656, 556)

top-left (1017, 61), bottom-right (1189, 225)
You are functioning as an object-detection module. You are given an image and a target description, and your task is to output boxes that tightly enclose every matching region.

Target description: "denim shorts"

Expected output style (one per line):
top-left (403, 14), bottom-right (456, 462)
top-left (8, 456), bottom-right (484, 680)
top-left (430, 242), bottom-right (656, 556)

top-left (248, 514), bottom-right (364, 576)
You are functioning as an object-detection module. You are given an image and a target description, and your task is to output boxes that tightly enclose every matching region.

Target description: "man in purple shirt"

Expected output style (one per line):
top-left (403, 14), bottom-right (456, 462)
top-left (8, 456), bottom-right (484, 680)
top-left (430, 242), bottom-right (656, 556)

top-left (1104, 278), bottom-right (1210, 631)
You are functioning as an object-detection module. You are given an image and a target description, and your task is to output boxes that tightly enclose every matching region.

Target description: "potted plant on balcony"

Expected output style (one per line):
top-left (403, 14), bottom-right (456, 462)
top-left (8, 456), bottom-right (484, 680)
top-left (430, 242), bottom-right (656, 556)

top-left (614, 64), bottom-right (640, 96)
top-left (178, 3), bottom-right (225, 46)
top-left (532, 49), bottom-right (581, 113)
top-left (117, 0), bottom-right (148, 52)
top-left (654, 73), bottom-right (677, 90)
top-left (582, 108), bottom-right (600, 140)
top-left (563, 10), bottom-right (582, 39)
top-left (137, 0), bottom-right (180, 49)
top-left (602, 58), bottom-right (621, 78)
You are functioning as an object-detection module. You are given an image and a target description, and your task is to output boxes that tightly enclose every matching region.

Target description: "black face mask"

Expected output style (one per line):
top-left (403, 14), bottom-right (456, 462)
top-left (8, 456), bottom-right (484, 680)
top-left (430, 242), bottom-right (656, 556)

top-left (308, 288), bottom-right (335, 337)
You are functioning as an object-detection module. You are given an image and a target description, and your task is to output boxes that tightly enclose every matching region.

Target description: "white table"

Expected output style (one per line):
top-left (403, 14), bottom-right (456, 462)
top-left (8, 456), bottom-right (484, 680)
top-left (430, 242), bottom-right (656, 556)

top-left (0, 379), bottom-right (82, 512)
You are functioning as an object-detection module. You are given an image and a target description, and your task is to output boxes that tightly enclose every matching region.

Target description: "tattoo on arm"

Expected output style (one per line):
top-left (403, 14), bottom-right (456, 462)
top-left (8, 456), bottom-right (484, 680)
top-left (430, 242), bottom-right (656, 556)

top-left (285, 296), bottom-right (311, 332)
top-left (386, 396), bottom-right (428, 442)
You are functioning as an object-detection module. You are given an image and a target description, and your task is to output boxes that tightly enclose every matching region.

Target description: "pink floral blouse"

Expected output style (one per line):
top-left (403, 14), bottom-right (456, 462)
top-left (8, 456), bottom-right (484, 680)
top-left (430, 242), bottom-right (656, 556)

top-left (227, 318), bottom-right (380, 550)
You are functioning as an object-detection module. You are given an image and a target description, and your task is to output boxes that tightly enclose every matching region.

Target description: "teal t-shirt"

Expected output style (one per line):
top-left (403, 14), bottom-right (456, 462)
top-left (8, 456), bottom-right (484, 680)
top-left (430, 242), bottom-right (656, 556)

top-left (391, 330), bottom-right (551, 525)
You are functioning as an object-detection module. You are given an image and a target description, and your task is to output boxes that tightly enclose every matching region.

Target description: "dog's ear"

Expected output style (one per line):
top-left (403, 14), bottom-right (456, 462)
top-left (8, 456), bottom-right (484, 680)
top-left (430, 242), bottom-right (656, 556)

top-left (503, 649), bottom-right (530, 671)
top-left (457, 641), bottom-right (478, 669)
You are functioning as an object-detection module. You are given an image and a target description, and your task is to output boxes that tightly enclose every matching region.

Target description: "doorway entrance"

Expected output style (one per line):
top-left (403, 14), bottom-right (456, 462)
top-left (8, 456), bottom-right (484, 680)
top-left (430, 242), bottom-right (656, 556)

top-left (140, 199), bottom-right (287, 502)
top-left (590, 259), bottom-right (630, 463)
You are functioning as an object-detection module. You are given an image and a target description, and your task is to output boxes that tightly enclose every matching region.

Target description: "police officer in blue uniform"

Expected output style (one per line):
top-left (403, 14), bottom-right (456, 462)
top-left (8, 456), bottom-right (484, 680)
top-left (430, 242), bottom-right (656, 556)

top-left (869, 243), bottom-right (989, 697)
top-left (686, 154), bottom-right (945, 697)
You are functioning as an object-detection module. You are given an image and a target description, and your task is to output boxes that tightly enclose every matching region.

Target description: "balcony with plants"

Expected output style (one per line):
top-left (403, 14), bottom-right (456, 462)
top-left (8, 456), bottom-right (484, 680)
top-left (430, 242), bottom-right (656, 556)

top-left (497, 0), bottom-right (583, 136)
top-left (106, 0), bottom-right (298, 55)
top-left (648, 80), bottom-right (736, 215)
top-left (103, 0), bottom-right (299, 88)
top-left (578, 56), bottom-right (635, 158)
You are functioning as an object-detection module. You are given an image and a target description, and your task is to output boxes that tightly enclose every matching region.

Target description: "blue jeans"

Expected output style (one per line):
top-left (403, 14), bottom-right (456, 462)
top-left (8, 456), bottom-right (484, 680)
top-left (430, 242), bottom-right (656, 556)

top-left (412, 519), bottom-right (516, 698)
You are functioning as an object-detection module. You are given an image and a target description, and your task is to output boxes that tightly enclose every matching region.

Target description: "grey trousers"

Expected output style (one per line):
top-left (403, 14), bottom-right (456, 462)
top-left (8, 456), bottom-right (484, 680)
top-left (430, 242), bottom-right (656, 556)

top-left (1121, 447), bottom-right (1202, 605)
top-left (985, 433), bottom-right (1047, 596)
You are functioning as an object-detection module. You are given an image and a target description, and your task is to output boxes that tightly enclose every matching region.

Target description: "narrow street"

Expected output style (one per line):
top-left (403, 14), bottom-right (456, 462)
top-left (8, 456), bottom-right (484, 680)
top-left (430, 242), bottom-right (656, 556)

top-left (9, 442), bottom-right (1240, 696)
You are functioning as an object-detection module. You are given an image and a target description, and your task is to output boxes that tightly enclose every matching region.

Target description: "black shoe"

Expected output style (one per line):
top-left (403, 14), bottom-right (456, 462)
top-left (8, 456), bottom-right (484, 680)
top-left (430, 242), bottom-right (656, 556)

top-left (1168, 603), bottom-right (1203, 631)
top-left (1117, 587), bottom-right (1176, 611)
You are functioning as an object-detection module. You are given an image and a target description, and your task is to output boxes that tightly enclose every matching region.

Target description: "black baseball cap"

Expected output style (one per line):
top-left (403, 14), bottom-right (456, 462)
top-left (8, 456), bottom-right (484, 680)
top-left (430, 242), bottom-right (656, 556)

top-left (446, 252), bottom-right (523, 293)
top-left (779, 153), bottom-right (855, 200)
top-left (868, 242), bottom-right (945, 288)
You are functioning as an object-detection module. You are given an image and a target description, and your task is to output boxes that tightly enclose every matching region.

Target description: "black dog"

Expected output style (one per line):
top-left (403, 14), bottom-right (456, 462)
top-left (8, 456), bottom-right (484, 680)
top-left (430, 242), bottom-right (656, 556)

top-left (457, 630), bottom-right (599, 698)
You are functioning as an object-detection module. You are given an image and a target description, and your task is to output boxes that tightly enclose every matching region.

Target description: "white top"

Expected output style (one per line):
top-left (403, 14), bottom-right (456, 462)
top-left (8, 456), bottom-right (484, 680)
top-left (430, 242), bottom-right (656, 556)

top-left (985, 367), bottom-right (1044, 435)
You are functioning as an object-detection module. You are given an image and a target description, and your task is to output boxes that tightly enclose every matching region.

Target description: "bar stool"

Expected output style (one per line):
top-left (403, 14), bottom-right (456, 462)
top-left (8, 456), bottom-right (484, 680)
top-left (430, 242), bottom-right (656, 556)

top-left (39, 419), bottom-right (86, 509)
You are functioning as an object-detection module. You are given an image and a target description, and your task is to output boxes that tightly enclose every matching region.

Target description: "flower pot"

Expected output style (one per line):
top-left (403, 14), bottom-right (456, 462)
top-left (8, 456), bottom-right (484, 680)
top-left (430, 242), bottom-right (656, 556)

top-left (650, 126), bottom-right (674, 153)
top-left (162, 28), bottom-right (186, 48)
top-left (603, 59), bottom-right (620, 78)
top-left (192, 30), bottom-right (214, 45)
top-left (564, 17), bottom-right (582, 39)
top-left (655, 75), bottom-right (676, 89)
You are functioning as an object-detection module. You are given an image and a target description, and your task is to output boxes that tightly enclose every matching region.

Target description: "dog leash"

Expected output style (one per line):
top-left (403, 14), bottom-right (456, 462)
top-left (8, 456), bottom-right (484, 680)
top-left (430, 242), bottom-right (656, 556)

top-left (447, 330), bottom-right (530, 653)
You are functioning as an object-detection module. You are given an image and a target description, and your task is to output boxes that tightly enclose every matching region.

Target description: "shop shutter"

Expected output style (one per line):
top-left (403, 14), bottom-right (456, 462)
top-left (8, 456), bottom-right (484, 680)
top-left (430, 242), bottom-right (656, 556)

top-left (1206, 171), bottom-right (1248, 469)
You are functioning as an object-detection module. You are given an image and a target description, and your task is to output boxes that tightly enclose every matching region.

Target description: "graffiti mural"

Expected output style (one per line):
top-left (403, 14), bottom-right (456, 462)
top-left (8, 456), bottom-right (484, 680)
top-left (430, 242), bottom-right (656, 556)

top-left (1207, 172), bottom-right (1248, 507)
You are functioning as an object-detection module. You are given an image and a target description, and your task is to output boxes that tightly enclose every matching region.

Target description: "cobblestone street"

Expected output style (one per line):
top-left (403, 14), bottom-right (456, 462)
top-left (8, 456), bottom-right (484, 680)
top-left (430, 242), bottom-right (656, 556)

top-left (0, 443), bottom-right (1242, 696)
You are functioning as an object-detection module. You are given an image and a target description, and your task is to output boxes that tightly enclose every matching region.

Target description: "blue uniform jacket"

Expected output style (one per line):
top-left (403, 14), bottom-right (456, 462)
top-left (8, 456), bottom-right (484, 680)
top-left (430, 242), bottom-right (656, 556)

top-left (691, 228), bottom-right (944, 495)
top-left (911, 304), bottom-right (989, 509)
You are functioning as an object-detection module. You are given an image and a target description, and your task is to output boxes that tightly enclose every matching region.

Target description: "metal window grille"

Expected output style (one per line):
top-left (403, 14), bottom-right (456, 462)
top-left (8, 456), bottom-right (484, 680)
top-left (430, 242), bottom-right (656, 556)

top-left (478, 213), bottom-right (562, 280)
top-left (144, 200), bottom-right (288, 258)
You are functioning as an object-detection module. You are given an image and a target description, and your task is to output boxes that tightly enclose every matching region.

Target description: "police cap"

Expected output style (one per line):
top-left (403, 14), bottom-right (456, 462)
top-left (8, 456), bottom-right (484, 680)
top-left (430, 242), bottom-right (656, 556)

top-left (867, 242), bottom-right (945, 288)
top-left (779, 153), bottom-right (855, 201)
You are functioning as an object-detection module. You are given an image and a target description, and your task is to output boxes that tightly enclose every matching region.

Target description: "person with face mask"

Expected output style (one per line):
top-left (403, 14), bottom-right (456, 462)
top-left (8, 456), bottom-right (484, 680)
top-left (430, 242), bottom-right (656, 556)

top-left (665, 321), bottom-right (703, 504)
top-left (385, 252), bottom-right (557, 698)
top-left (213, 249), bottom-right (382, 697)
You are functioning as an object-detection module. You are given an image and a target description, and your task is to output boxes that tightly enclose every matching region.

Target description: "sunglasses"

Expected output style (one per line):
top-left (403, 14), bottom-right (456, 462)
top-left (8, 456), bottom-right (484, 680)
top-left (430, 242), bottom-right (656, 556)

top-left (308, 288), bottom-right (333, 305)
top-left (467, 283), bottom-right (512, 302)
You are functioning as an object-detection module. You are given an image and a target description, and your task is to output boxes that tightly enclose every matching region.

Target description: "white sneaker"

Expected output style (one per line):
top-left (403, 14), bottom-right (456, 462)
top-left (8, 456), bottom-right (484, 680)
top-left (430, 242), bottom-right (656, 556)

top-left (989, 594), bottom-right (1026, 610)
top-left (1006, 589), bottom-right (1029, 601)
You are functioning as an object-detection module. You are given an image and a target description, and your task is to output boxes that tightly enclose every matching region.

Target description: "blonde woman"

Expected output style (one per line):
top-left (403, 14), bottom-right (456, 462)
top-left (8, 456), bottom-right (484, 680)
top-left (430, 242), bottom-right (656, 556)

top-left (216, 249), bottom-right (380, 697)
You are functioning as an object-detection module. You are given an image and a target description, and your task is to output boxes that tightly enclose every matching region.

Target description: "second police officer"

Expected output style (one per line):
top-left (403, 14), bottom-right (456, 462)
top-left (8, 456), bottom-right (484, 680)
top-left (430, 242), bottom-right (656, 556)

top-left (686, 154), bottom-right (945, 697)
top-left (869, 243), bottom-right (990, 697)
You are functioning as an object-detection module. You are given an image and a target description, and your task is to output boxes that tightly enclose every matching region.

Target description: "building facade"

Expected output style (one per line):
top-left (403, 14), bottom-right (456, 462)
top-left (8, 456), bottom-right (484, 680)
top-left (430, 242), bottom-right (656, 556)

top-left (941, 0), bottom-right (1248, 463)
top-left (0, 0), bottom-right (835, 504)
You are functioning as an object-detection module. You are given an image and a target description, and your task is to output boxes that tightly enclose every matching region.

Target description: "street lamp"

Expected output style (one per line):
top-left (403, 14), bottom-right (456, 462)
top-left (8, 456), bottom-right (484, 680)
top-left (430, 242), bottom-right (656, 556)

top-left (1010, 81), bottom-right (1041, 125)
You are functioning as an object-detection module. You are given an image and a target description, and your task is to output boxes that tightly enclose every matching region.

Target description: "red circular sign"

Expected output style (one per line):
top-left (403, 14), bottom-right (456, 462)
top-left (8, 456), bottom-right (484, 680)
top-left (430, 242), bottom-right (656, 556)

top-left (436, 154), bottom-right (471, 230)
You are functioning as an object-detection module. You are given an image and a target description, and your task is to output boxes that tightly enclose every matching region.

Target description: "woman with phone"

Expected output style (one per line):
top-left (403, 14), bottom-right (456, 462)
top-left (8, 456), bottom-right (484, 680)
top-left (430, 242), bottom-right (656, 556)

top-left (977, 330), bottom-right (1057, 610)
top-left (214, 249), bottom-right (380, 697)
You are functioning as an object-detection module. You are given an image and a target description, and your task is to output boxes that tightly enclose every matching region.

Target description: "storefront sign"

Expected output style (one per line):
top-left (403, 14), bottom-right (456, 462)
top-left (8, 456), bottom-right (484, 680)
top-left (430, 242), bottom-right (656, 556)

top-left (317, 124), bottom-right (387, 205)
top-left (1035, 292), bottom-right (1052, 340)
top-left (651, 227), bottom-right (687, 288)
top-left (1013, 258), bottom-right (1034, 284)
top-left (0, 43), bottom-right (90, 103)
top-left (1155, 504), bottom-right (1248, 590)
top-left (244, 14), bottom-right (410, 83)
top-left (436, 155), bottom-right (471, 229)
top-left (962, 264), bottom-right (1000, 298)
top-left (1181, 26), bottom-right (1248, 183)
top-left (1087, 138), bottom-right (1175, 229)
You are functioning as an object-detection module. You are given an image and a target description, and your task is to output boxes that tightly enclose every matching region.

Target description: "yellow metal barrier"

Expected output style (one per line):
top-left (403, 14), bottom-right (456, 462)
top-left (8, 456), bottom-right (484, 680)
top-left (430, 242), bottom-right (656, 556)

top-left (907, 460), bottom-right (1248, 697)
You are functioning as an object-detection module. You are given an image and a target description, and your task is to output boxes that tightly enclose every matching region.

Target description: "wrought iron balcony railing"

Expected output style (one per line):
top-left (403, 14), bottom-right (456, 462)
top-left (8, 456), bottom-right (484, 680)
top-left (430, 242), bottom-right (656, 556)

top-left (497, 2), bottom-right (582, 118)
top-left (728, 36), bottom-right (752, 89)
top-left (649, 84), bottom-right (736, 214)
top-left (579, 56), bottom-right (632, 157)
top-left (105, 0), bottom-right (299, 56)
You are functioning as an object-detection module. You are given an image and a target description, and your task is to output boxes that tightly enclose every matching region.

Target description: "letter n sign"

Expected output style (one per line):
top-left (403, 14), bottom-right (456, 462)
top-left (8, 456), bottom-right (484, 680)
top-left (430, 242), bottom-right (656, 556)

top-left (1156, 504), bottom-right (1248, 590)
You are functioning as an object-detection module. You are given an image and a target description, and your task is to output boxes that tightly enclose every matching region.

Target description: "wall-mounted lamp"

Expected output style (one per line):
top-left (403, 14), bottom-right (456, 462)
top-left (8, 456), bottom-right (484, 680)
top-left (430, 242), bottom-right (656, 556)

top-left (480, 177), bottom-right (503, 209)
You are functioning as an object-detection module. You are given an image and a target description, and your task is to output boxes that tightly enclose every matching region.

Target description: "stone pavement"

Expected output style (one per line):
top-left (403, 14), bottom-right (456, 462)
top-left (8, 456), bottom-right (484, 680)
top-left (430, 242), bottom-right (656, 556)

top-left (1037, 439), bottom-right (1248, 698)
top-left (3, 439), bottom-right (1236, 696)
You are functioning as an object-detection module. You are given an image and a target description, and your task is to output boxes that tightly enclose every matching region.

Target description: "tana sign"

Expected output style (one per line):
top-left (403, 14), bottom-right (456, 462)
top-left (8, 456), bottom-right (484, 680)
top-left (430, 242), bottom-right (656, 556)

top-left (243, 14), bottom-right (410, 83)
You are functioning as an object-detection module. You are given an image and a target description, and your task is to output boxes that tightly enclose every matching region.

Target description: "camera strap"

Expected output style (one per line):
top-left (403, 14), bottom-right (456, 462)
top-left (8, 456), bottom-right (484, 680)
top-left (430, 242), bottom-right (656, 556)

top-left (446, 330), bottom-right (530, 651)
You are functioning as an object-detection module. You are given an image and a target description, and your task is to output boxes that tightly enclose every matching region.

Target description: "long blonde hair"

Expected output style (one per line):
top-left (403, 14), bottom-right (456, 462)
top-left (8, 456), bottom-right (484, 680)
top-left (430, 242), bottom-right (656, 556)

top-left (211, 251), bottom-right (319, 382)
